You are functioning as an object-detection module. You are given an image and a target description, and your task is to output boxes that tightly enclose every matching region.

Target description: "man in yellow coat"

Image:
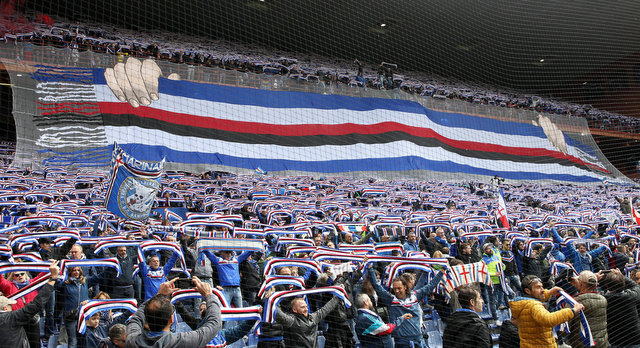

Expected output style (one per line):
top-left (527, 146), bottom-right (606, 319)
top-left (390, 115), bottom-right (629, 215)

top-left (509, 275), bottom-right (584, 348)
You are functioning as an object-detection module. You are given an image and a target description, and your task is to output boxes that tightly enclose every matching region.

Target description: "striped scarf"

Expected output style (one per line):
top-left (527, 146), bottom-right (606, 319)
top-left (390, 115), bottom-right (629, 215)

top-left (551, 261), bottom-right (578, 279)
top-left (524, 238), bottom-right (554, 257)
top-left (221, 306), bottom-right (262, 322)
top-left (139, 241), bottom-right (190, 276)
top-left (338, 244), bottom-right (375, 254)
top-left (196, 238), bottom-right (265, 254)
top-left (8, 273), bottom-right (51, 300)
top-left (59, 258), bottom-right (120, 280)
top-left (77, 299), bottom-right (137, 334)
top-left (285, 246), bottom-right (318, 258)
top-left (556, 290), bottom-right (595, 347)
top-left (257, 275), bottom-right (306, 298)
top-left (9, 230), bottom-right (79, 247)
top-left (0, 261), bottom-right (51, 274)
top-left (93, 240), bottom-right (142, 257)
top-left (363, 255), bottom-right (449, 270)
top-left (263, 286), bottom-right (351, 323)
top-left (311, 252), bottom-right (365, 264)
top-left (275, 237), bottom-right (315, 253)
top-left (383, 262), bottom-right (434, 288)
top-left (171, 288), bottom-right (230, 308)
top-left (232, 228), bottom-right (265, 239)
top-left (263, 258), bottom-right (322, 277)
top-left (11, 252), bottom-right (44, 263)
top-left (374, 242), bottom-right (403, 254)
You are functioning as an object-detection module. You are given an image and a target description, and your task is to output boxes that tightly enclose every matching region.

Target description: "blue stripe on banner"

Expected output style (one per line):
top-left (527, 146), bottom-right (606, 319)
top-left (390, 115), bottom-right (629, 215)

top-left (116, 143), bottom-right (601, 183)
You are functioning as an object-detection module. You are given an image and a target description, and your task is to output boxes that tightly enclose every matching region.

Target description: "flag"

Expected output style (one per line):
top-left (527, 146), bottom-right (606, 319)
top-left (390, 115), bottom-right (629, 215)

top-left (497, 188), bottom-right (510, 229)
top-left (105, 144), bottom-right (164, 220)
top-left (631, 197), bottom-right (640, 225)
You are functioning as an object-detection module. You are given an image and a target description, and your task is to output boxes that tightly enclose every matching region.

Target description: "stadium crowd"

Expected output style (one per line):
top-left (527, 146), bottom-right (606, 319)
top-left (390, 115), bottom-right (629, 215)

top-left (2, 14), bottom-right (640, 134)
top-left (0, 155), bottom-right (637, 348)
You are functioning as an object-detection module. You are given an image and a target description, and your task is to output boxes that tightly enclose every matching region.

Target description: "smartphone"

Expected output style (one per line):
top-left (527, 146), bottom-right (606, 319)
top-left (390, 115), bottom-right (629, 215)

top-left (174, 278), bottom-right (193, 289)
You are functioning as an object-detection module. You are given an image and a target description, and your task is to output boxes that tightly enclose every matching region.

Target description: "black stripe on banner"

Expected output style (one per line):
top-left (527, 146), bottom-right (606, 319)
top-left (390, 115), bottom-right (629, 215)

top-left (102, 113), bottom-right (598, 172)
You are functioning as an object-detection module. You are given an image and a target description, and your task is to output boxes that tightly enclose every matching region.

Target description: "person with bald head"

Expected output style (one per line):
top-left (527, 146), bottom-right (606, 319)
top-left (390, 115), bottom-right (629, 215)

top-left (276, 289), bottom-right (343, 348)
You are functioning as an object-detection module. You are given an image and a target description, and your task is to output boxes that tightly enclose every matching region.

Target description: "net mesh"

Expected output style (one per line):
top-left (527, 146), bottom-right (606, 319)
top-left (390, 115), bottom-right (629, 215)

top-left (0, 2), bottom-right (639, 348)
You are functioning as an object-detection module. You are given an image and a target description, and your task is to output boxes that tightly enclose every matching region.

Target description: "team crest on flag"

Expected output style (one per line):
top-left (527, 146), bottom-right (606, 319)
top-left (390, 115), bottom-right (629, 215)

top-left (105, 144), bottom-right (164, 220)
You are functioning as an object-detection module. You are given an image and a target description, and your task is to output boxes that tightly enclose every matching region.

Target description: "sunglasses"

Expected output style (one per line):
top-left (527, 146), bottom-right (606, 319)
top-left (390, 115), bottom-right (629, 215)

top-left (12, 273), bottom-right (26, 277)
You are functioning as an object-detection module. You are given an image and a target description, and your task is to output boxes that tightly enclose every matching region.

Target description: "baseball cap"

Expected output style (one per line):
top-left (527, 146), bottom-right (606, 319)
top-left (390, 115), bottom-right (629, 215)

top-left (578, 270), bottom-right (597, 287)
top-left (0, 296), bottom-right (17, 309)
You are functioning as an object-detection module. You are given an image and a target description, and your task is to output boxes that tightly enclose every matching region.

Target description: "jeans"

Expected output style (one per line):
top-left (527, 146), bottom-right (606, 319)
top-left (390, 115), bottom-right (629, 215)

top-left (223, 286), bottom-right (243, 308)
top-left (242, 289), bottom-right (257, 307)
top-left (64, 319), bottom-right (78, 348)
top-left (44, 291), bottom-right (56, 337)
top-left (111, 284), bottom-right (134, 299)
top-left (394, 336), bottom-right (425, 348)
top-left (482, 284), bottom-right (504, 320)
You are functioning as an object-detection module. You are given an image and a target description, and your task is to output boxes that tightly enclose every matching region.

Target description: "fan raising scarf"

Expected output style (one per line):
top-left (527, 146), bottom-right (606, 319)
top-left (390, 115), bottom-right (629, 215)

top-left (556, 290), bottom-right (595, 347)
top-left (263, 286), bottom-right (351, 323)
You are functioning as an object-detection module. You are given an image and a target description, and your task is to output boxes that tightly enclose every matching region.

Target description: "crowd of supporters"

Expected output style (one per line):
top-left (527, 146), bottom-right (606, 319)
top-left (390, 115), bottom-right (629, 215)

top-left (0, 156), bottom-right (637, 347)
top-left (2, 14), bottom-right (640, 134)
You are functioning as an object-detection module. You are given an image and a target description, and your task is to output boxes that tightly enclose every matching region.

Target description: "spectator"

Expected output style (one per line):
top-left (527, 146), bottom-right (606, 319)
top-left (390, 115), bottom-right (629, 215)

top-left (354, 293), bottom-right (412, 348)
top-left (276, 293), bottom-right (341, 348)
top-left (203, 249), bottom-right (253, 308)
top-left (139, 252), bottom-right (180, 300)
top-left (0, 261), bottom-right (59, 348)
top-left (125, 277), bottom-right (222, 348)
top-left (567, 271), bottom-right (609, 348)
top-left (600, 268), bottom-right (640, 347)
top-left (509, 275), bottom-right (582, 348)
top-left (367, 265), bottom-right (445, 348)
top-left (107, 323), bottom-right (127, 348)
top-left (442, 285), bottom-right (492, 348)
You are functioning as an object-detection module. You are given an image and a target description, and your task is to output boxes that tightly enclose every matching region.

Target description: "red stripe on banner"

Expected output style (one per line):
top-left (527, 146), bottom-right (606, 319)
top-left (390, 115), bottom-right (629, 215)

top-left (98, 102), bottom-right (607, 172)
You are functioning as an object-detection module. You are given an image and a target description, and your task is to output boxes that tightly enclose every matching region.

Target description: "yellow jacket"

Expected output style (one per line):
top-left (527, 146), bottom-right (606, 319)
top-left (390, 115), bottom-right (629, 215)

top-left (509, 290), bottom-right (575, 348)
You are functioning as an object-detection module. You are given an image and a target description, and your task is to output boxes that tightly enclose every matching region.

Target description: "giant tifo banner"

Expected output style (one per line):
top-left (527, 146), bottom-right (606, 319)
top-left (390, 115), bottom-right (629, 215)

top-left (2, 52), bottom-right (628, 184)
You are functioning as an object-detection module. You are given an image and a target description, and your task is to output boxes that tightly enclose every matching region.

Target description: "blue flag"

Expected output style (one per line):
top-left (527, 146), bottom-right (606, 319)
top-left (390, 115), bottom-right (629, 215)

top-left (105, 144), bottom-right (164, 220)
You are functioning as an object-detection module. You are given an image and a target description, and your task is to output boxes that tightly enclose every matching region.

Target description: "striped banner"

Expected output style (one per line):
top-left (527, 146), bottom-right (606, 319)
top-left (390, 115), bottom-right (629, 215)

top-left (88, 67), bottom-right (612, 183)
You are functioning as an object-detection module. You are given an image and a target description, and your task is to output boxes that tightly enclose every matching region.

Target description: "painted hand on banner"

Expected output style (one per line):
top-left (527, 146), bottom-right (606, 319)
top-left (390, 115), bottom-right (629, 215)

top-left (104, 57), bottom-right (180, 108)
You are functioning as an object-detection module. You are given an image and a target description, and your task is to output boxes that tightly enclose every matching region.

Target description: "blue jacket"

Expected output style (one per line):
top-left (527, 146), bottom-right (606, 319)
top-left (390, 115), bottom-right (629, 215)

top-left (139, 252), bottom-right (179, 300)
top-left (56, 275), bottom-right (99, 312)
top-left (368, 267), bottom-right (444, 340)
top-left (203, 250), bottom-right (253, 287)
top-left (403, 241), bottom-right (420, 253)
top-left (551, 228), bottom-right (607, 272)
